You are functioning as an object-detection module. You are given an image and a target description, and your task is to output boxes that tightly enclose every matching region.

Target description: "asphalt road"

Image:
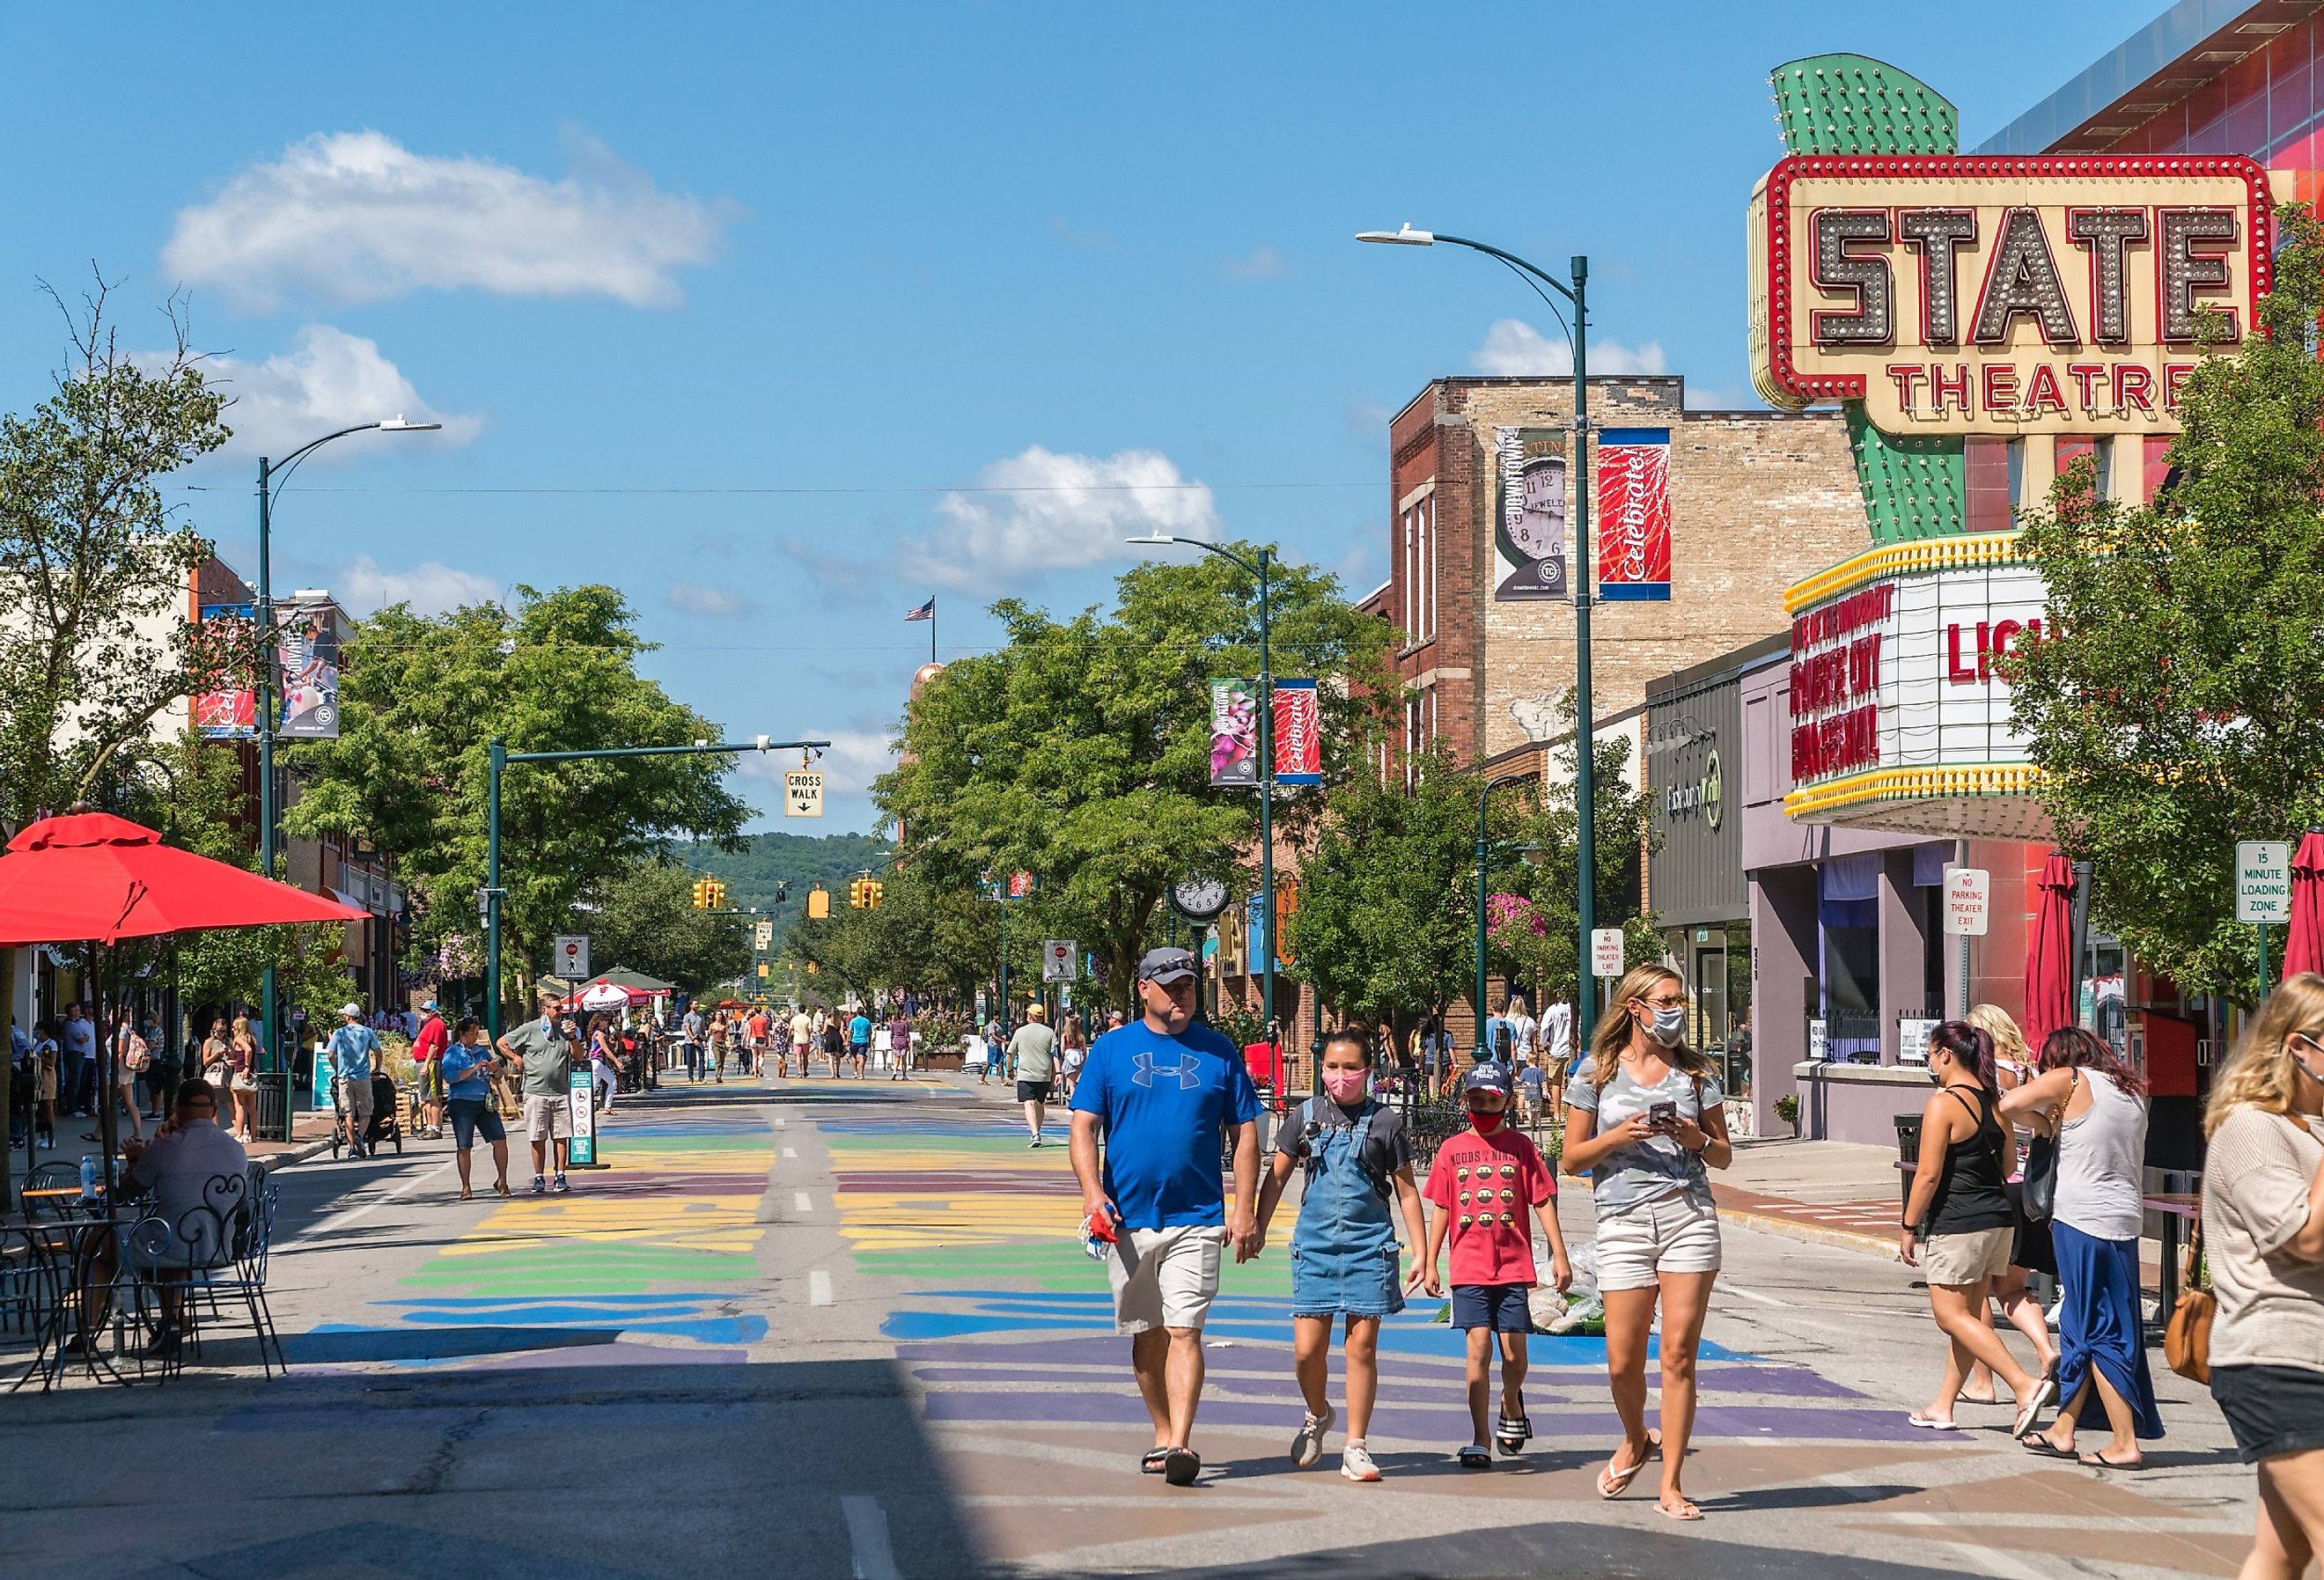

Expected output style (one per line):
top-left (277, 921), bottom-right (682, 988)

top-left (0, 1071), bottom-right (2264, 1579)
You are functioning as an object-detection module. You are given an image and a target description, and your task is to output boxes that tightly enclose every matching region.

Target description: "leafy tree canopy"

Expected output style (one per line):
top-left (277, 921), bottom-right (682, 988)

top-left (580, 856), bottom-right (753, 995)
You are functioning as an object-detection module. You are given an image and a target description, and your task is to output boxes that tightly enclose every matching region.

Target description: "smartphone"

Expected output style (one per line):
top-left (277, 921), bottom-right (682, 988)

top-left (1648, 1100), bottom-right (1679, 1132)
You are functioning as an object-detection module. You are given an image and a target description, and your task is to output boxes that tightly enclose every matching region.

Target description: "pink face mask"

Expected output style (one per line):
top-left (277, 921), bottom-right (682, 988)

top-left (1321, 1069), bottom-right (1369, 1106)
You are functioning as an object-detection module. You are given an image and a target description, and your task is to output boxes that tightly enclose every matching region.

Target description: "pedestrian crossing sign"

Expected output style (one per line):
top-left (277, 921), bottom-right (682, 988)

top-left (785, 768), bottom-right (824, 819)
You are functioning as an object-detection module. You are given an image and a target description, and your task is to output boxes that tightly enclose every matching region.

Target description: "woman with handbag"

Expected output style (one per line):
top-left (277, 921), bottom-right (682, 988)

top-left (2004, 1026), bottom-right (2163, 1468)
top-left (85, 1010), bottom-right (146, 1144)
top-left (2200, 972), bottom-right (2324, 1580)
top-left (1959, 1003), bottom-right (2060, 1406)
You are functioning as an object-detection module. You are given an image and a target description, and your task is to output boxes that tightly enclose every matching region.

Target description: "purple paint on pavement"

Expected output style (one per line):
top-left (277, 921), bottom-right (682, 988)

top-left (908, 1366), bottom-right (1568, 1407)
top-left (905, 1361), bottom-right (1861, 1402)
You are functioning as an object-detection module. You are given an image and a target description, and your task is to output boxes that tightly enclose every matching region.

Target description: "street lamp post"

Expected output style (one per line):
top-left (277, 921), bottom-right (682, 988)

top-left (254, 416), bottom-right (438, 1136)
top-left (1474, 773), bottom-right (1542, 1065)
top-left (1129, 535), bottom-right (1286, 1081)
top-left (1357, 224), bottom-right (1601, 1044)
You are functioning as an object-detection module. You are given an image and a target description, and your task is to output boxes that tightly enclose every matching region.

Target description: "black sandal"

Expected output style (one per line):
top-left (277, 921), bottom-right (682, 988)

top-left (1162, 1447), bottom-right (1201, 1486)
top-left (1140, 1449), bottom-right (1171, 1475)
top-left (2022, 1435), bottom-right (2079, 1460)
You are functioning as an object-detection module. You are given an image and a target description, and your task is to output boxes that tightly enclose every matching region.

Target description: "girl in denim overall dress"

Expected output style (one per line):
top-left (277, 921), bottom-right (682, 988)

top-left (1255, 1029), bottom-right (1429, 1481)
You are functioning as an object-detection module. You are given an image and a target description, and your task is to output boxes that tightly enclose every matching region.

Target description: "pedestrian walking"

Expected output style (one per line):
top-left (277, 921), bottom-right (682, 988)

top-left (1899, 1019), bottom-right (2056, 1436)
top-left (887, 1006), bottom-right (913, 1080)
top-left (1422, 1062), bottom-right (1567, 1469)
top-left (61, 1003), bottom-right (96, 1118)
top-left (745, 1006), bottom-right (769, 1077)
top-left (1255, 1027), bottom-right (1428, 1482)
top-left (1010, 1005), bottom-right (1059, 1146)
top-left (2199, 972), bottom-right (2324, 1579)
top-left (1962, 1002), bottom-right (2058, 1404)
top-left (682, 1003), bottom-right (707, 1082)
top-left (499, 991), bottom-right (577, 1194)
top-left (586, 1014), bottom-right (620, 1116)
top-left (91, 1010), bottom-right (145, 1144)
top-left (328, 1003), bottom-right (382, 1157)
top-left (1560, 962), bottom-right (1733, 1521)
top-left (225, 1014), bottom-right (259, 1142)
top-left (1541, 1000), bottom-right (1574, 1121)
top-left (848, 1007), bottom-right (872, 1077)
top-left (1067, 946), bottom-right (1261, 1487)
top-left (439, 1017), bottom-right (511, 1200)
top-left (822, 1016), bottom-right (846, 1078)
top-left (2006, 1025), bottom-right (2163, 1467)
top-left (791, 1005), bottom-right (813, 1079)
top-left (31, 1020), bottom-right (57, 1150)
top-left (1058, 1012), bottom-right (1086, 1102)
top-left (412, 999), bottom-right (449, 1139)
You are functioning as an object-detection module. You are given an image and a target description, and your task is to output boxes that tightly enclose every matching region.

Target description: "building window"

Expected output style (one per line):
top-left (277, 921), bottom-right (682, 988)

top-left (1400, 495), bottom-right (1438, 647)
top-left (1404, 694), bottom-right (1422, 789)
top-left (1422, 496), bottom-right (1437, 641)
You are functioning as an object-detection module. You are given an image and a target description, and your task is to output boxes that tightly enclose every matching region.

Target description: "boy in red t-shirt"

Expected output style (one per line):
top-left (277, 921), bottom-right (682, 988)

top-left (1423, 1062), bottom-right (1570, 1466)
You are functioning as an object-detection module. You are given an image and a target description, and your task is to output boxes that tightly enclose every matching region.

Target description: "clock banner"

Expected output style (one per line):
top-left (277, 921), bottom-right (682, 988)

top-left (1596, 427), bottom-right (1673, 601)
top-left (1492, 426), bottom-right (1569, 601)
top-left (1210, 679), bottom-right (1259, 787)
top-left (1271, 679), bottom-right (1321, 785)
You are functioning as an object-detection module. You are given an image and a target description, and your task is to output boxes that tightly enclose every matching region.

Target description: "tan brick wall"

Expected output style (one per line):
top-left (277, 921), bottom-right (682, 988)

top-left (1382, 378), bottom-right (1864, 767)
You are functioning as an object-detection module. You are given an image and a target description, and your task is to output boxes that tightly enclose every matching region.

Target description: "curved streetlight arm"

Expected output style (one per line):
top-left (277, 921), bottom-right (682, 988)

top-left (1429, 234), bottom-right (1578, 306)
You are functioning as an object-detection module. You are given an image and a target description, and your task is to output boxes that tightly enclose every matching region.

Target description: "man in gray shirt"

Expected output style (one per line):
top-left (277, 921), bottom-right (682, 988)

top-left (1009, 1004), bottom-right (1061, 1149)
top-left (500, 993), bottom-right (577, 1194)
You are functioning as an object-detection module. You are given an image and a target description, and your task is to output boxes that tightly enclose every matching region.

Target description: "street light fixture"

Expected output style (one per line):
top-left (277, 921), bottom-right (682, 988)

top-left (1357, 224), bottom-right (1605, 1046)
top-left (254, 416), bottom-right (441, 1128)
top-left (1129, 533), bottom-right (1286, 1081)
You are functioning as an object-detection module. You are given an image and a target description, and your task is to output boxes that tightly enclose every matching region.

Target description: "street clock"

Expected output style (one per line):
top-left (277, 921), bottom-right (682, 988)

top-left (1168, 876), bottom-right (1230, 923)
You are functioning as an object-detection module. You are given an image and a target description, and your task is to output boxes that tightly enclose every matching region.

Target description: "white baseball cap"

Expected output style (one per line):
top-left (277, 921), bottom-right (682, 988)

top-left (339, 1003), bottom-right (362, 1018)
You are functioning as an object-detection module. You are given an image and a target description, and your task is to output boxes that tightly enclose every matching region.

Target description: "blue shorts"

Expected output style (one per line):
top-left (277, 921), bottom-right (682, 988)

top-left (446, 1097), bottom-right (504, 1150)
top-left (1451, 1282), bottom-right (1532, 1333)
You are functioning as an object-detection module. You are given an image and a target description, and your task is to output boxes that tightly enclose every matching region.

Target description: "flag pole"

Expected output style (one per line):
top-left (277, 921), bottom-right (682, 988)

top-left (930, 597), bottom-right (938, 665)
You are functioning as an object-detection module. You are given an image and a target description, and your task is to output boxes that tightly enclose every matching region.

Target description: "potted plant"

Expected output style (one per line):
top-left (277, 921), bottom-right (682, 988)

top-left (1775, 1093), bottom-right (1800, 1139)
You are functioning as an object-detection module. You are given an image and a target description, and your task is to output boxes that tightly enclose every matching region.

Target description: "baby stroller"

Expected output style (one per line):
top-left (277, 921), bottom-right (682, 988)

top-left (328, 1070), bottom-right (406, 1160)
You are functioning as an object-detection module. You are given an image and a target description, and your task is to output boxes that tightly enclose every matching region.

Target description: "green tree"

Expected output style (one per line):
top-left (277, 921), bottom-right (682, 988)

top-left (285, 585), bottom-right (751, 1018)
top-left (784, 868), bottom-right (1004, 1006)
top-left (675, 831), bottom-right (890, 911)
top-left (878, 546), bottom-right (1394, 1011)
top-left (2011, 202), bottom-right (2324, 1002)
top-left (582, 856), bottom-right (753, 994)
top-left (1489, 725), bottom-right (1663, 1010)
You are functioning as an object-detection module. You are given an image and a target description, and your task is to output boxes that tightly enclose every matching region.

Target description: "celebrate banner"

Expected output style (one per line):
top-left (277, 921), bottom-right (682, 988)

top-left (1596, 428), bottom-right (1673, 601)
top-left (1271, 679), bottom-right (1320, 785)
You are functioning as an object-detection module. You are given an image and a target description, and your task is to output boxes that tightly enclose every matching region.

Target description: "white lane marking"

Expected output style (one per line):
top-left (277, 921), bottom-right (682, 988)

top-left (783, 1146), bottom-right (798, 1159)
top-left (809, 1269), bottom-right (835, 1306)
top-left (284, 1158), bottom-right (456, 1251)
top-left (794, 1190), bottom-right (813, 1213)
top-left (1717, 1281), bottom-right (1790, 1308)
top-left (775, 1113), bottom-right (787, 1128)
top-left (840, 1494), bottom-right (901, 1580)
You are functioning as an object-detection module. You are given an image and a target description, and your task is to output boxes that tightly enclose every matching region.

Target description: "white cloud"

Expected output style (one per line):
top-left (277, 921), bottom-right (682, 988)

top-left (163, 129), bottom-right (731, 310)
top-left (908, 445), bottom-right (1221, 592)
top-left (335, 555), bottom-right (500, 617)
top-left (193, 325), bottom-right (479, 458)
top-left (1224, 245), bottom-right (1289, 281)
top-left (1471, 318), bottom-right (1668, 378)
top-left (738, 729), bottom-right (894, 797)
top-left (666, 579), bottom-right (758, 620)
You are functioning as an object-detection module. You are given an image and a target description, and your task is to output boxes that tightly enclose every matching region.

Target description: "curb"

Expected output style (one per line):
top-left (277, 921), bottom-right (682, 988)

top-left (254, 1136), bottom-right (340, 1172)
top-left (1716, 1203), bottom-right (1898, 1260)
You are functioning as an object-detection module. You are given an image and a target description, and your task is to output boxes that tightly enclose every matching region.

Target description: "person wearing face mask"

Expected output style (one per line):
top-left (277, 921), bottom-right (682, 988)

top-left (2201, 972), bottom-right (2324, 1579)
top-left (1254, 1027), bottom-right (1428, 1483)
top-left (1421, 1062), bottom-right (1569, 1470)
top-left (1898, 1020), bottom-right (2056, 1437)
top-left (1561, 963), bottom-right (1733, 1521)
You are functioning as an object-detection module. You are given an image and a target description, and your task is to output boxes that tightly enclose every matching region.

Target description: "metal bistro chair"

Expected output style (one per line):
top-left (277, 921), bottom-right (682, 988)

top-left (180, 1170), bottom-right (287, 1378)
top-left (0, 1218), bottom-right (69, 1387)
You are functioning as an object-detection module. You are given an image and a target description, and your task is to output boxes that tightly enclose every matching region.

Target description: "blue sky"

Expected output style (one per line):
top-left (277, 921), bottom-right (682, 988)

top-left (0, 1), bottom-right (2170, 832)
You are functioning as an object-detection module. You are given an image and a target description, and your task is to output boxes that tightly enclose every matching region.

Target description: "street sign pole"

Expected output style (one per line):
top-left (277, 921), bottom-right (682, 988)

top-left (2237, 840), bottom-right (2292, 1003)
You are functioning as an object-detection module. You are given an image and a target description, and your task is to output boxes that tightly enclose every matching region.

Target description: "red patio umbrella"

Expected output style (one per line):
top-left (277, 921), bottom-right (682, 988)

top-left (2284, 830), bottom-right (2324, 981)
top-left (2023, 851), bottom-right (2078, 1057)
top-left (0, 810), bottom-right (367, 945)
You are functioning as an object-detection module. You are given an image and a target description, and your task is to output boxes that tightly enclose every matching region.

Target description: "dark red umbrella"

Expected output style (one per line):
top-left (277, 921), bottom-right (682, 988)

top-left (0, 810), bottom-right (367, 945)
top-left (2023, 851), bottom-right (2077, 1056)
top-left (2284, 830), bottom-right (2324, 981)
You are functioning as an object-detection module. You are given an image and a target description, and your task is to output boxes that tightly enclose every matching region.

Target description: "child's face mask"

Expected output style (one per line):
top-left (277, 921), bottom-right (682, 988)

top-left (1321, 1068), bottom-right (1368, 1105)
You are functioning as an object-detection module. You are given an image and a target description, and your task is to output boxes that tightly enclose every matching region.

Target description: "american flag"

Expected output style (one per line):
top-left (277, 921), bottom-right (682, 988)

top-left (904, 597), bottom-right (935, 622)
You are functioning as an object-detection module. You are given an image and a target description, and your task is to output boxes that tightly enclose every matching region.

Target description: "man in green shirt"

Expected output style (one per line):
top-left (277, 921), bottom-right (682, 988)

top-left (1009, 1003), bottom-right (1061, 1149)
top-left (498, 991), bottom-right (577, 1194)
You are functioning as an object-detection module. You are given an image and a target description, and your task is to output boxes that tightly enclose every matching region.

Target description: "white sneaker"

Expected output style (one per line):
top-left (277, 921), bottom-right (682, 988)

top-left (1341, 1442), bottom-right (1381, 1482)
top-left (1291, 1403), bottom-right (1335, 1468)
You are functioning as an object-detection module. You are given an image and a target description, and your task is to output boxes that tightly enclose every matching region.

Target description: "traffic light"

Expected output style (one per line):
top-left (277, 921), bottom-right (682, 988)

top-left (849, 877), bottom-right (867, 909)
top-left (710, 879), bottom-right (728, 909)
top-left (692, 878), bottom-right (710, 908)
top-left (864, 879), bottom-right (884, 909)
top-left (807, 886), bottom-right (829, 920)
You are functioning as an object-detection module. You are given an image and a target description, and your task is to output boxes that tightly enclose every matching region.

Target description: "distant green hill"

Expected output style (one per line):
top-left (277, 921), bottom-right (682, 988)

top-left (674, 832), bottom-right (890, 913)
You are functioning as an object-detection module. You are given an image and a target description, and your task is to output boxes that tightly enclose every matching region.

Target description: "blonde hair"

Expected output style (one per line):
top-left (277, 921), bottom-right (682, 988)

top-left (1967, 1003), bottom-right (2030, 1070)
top-left (2206, 972), bottom-right (2324, 1138)
top-left (1583, 963), bottom-right (1709, 1091)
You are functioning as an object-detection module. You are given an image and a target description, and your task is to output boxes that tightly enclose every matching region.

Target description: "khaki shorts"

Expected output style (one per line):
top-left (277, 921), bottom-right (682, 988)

top-left (524, 1092), bottom-right (573, 1141)
top-left (1595, 1193), bottom-right (1724, 1290)
top-left (337, 1076), bottom-right (374, 1124)
top-left (1920, 1224), bottom-right (2014, 1287)
top-left (1107, 1224), bottom-right (1223, 1334)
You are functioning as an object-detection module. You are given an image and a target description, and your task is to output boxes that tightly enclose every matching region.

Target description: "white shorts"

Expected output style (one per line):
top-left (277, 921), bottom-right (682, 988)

top-left (524, 1092), bottom-right (573, 1141)
top-left (1107, 1224), bottom-right (1223, 1334)
top-left (1594, 1194), bottom-right (1723, 1290)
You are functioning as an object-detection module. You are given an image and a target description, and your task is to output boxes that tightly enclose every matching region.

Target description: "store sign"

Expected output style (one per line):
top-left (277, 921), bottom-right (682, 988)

top-left (1748, 154), bottom-right (2273, 435)
top-left (1788, 558), bottom-right (2045, 791)
top-left (1596, 429), bottom-right (1673, 600)
top-left (1662, 746), bottom-right (1723, 830)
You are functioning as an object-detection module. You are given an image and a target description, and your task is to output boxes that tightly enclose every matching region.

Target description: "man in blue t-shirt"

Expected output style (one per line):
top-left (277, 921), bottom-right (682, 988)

top-left (1069, 946), bottom-right (1259, 1487)
top-left (846, 1010), bottom-right (872, 1078)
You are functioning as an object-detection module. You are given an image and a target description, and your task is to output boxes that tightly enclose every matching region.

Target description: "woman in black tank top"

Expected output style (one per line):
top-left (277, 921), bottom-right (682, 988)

top-left (1899, 1022), bottom-right (2057, 1435)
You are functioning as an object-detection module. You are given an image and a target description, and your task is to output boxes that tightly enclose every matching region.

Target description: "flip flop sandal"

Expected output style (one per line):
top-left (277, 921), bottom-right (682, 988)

top-left (1597, 1451), bottom-right (1649, 1496)
top-left (2022, 1436), bottom-right (2079, 1460)
top-left (1657, 1496), bottom-right (1703, 1521)
top-left (1457, 1444), bottom-right (1492, 1470)
top-left (1139, 1449), bottom-right (1172, 1475)
top-left (2078, 1451), bottom-right (2144, 1471)
top-left (1494, 1414), bottom-right (1532, 1454)
top-left (458, 1188), bottom-right (474, 1201)
top-left (1906, 1414), bottom-right (1960, 1430)
top-left (2012, 1374), bottom-right (2059, 1439)
top-left (1162, 1448), bottom-right (1201, 1487)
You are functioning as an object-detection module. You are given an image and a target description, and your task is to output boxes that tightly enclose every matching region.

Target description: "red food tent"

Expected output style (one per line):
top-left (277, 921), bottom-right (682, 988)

top-left (2283, 830), bottom-right (2324, 982)
top-left (2022, 851), bottom-right (2078, 1059)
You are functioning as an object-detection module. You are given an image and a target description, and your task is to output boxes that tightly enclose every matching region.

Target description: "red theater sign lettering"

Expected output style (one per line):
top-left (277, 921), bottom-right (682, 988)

top-left (1748, 155), bottom-right (2275, 435)
top-left (1789, 580), bottom-right (1893, 783)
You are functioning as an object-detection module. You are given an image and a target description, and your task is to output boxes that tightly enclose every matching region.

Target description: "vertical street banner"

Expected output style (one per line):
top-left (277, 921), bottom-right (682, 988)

top-left (276, 598), bottom-right (343, 739)
top-left (1004, 871), bottom-right (1034, 900)
top-left (1493, 426), bottom-right (1570, 599)
top-left (1210, 679), bottom-right (1259, 786)
top-left (193, 603), bottom-right (257, 739)
top-left (1596, 427), bottom-right (1673, 601)
top-left (1271, 679), bottom-right (1321, 785)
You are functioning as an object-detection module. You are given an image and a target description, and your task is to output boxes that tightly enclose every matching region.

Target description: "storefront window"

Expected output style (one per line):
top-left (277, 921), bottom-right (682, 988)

top-left (1819, 854), bottom-right (1881, 1062)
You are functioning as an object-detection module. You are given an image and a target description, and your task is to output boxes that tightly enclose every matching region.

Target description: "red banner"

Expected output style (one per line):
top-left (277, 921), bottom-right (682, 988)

top-left (1270, 679), bottom-right (1320, 785)
top-left (1596, 428), bottom-right (1672, 600)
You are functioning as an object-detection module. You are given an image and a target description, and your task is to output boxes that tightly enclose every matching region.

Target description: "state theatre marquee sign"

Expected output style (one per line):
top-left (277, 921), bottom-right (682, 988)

top-left (1748, 154), bottom-right (2275, 434)
top-left (1782, 533), bottom-right (2055, 839)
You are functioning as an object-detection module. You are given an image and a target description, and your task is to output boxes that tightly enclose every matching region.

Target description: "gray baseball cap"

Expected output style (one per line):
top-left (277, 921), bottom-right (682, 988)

top-left (1136, 946), bottom-right (1197, 985)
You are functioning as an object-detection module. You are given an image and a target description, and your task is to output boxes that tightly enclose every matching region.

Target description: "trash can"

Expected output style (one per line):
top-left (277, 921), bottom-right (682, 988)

top-left (1894, 1113), bottom-right (1923, 1214)
top-left (256, 1069), bottom-right (293, 1143)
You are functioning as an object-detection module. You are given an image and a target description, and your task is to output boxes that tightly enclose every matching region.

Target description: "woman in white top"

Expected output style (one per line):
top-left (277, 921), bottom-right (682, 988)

top-left (2003, 1025), bottom-right (2163, 1468)
top-left (2201, 973), bottom-right (2324, 1580)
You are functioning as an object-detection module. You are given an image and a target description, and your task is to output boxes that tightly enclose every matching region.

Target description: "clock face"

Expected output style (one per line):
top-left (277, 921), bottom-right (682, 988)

top-left (1506, 458), bottom-right (1567, 559)
top-left (1171, 877), bottom-right (1230, 922)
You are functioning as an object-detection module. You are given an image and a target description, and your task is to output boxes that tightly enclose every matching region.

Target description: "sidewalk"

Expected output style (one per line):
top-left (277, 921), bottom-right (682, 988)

top-left (246, 1104), bottom-right (340, 1167)
top-left (1712, 1137), bottom-right (1906, 1253)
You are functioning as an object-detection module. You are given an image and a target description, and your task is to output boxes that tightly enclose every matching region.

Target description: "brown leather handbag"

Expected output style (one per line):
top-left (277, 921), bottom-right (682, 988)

top-left (2163, 1215), bottom-right (2213, 1384)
